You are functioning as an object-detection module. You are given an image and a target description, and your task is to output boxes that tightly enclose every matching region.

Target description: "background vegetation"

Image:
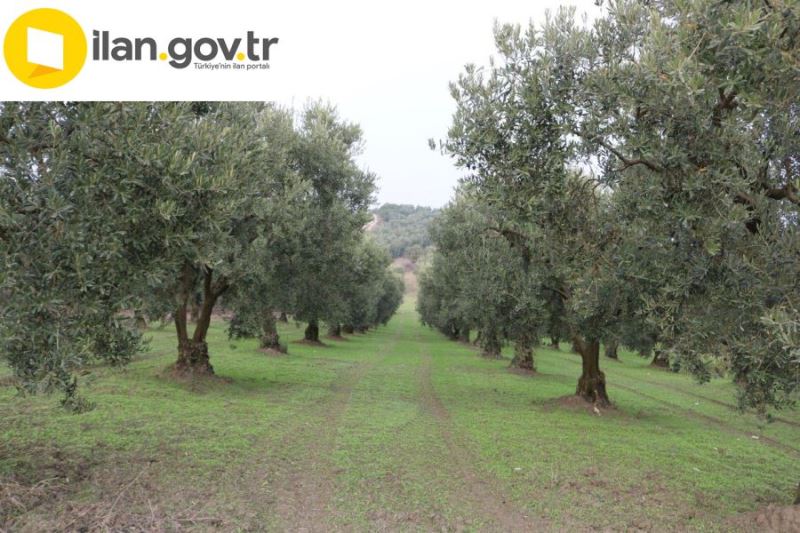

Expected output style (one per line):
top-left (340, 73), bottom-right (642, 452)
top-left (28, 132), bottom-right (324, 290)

top-left (369, 203), bottom-right (439, 261)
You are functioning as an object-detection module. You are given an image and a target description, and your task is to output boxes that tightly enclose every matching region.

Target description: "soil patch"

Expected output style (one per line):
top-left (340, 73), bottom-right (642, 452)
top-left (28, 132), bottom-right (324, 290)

top-left (542, 394), bottom-right (616, 415)
top-left (728, 504), bottom-right (800, 532)
top-left (0, 447), bottom-right (97, 528)
top-left (292, 339), bottom-right (328, 347)
top-left (160, 365), bottom-right (233, 391)
top-left (259, 347), bottom-right (287, 357)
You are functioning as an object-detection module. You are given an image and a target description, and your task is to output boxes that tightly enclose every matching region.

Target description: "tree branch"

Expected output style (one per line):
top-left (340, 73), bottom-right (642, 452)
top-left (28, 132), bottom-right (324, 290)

top-left (571, 128), bottom-right (662, 172)
top-left (763, 184), bottom-right (800, 205)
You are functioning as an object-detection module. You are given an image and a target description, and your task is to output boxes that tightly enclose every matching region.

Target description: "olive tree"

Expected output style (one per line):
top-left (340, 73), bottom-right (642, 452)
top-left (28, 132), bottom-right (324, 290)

top-left (579, 0), bottom-right (800, 412)
top-left (443, 18), bottom-right (622, 404)
top-left (286, 103), bottom-right (376, 342)
top-left (419, 194), bottom-right (545, 369)
top-left (442, 0), bottom-right (799, 410)
top-left (112, 102), bottom-right (302, 375)
top-left (0, 103), bottom-right (156, 407)
top-left (1, 102), bottom-right (305, 397)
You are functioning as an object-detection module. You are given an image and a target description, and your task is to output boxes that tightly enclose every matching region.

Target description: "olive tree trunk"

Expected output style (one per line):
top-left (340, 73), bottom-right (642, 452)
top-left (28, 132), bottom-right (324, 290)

top-left (458, 328), bottom-right (470, 343)
top-left (574, 337), bottom-right (610, 406)
top-left (328, 324), bottom-right (342, 337)
top-left (604, 339), bottom-right (619, 359)
top-left (550, 335), bottom-right (560, 350)
top-left (510, 333), bottom-right (535, 371)
top-left (651, 348), bottom-right (669, 368)
top-left (445, 325), bottom-right (459, 341)
top-left (260, 311), bottom-right (283, 352)
top-left (304, 320), bottom-right (320, 342)
top-left (480, 328), bottom-right (502, 359)
top-left (134, 310), bottom-right (148, 331)
top-left (174, 265), bottom-right (228, 375)
top-left (342, 324), bottom-right (354, 334)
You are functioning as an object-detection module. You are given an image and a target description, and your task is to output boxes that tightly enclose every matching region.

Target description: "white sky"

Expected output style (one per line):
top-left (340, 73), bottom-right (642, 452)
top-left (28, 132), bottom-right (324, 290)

top-left (267, 0), bottom-right (599, 208)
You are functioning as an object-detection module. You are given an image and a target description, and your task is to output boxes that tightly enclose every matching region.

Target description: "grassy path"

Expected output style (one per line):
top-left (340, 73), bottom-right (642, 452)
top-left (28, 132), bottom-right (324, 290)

top-left (1, 296), bottom-right (799, 531)
top-left (266, 355), bottom-right (378, 530)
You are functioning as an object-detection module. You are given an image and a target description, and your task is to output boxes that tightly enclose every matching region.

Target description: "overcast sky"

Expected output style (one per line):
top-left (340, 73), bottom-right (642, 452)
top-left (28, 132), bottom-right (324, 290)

top-left (266, 0), bottom-right (598, 208)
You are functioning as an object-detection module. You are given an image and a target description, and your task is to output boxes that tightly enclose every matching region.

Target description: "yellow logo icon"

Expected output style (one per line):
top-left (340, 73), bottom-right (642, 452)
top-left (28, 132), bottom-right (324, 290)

top-left (3, 8), bottom-right (87, 89)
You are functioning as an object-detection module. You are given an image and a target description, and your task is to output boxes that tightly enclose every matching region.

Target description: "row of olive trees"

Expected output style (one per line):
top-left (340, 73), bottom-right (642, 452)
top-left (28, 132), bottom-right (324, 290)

top-left (420, 0), bottom-right (799, 413)
top-left (0, 101), bottom-right (403, 408)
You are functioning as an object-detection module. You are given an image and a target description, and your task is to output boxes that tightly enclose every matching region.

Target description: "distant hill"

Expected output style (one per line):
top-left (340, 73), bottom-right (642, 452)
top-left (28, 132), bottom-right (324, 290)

top-left (368, 203), bottom-right (439, 260)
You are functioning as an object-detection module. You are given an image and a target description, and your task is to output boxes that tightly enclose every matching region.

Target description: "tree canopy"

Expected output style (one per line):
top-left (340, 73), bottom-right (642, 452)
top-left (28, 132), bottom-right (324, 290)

top-left (0, 101), bottom-right (403, 407)
top-left (421, 0), bottom-right (800, 412)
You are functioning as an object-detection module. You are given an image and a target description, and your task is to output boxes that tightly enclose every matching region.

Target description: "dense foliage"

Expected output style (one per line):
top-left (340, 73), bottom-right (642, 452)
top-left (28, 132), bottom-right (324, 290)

top-left (421, 0), bottom-right (800, 412)
top-left (369, 203), bottom-right (439, 259)
top-left (418, 194), bottom-right (543, 370)
top-left (0, 102), bottom-right (403, 407)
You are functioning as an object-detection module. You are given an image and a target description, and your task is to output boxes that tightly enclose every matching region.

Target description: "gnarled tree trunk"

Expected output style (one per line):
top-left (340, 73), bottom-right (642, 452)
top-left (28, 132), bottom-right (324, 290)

top-left (174, 264), bottom-right (227, 375)
top-left (480, 328), bottom-right (502, 359)
top-left (304, 320), bottom-right (320, 342)
top-left (651, 348), bottom-right (669, 368)
top-left (260, 311), bottom-right (283, 352)
top-left (510, 333), bottom-right (535, 371)
top-left (605, 339), bottom-right (619, 359)
top-left (279, 312), bottom-right (288, 323)
top-left (176, 339), bottom-right (213, 373)
top-left (445, 325), bottom-right (459, 341)
top-left (574, 337), bottom-right (610, 406)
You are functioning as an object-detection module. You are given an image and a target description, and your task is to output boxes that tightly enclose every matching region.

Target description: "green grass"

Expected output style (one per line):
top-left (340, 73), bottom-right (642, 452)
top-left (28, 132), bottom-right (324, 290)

top-left (1, 298), bottom-right (798, 530)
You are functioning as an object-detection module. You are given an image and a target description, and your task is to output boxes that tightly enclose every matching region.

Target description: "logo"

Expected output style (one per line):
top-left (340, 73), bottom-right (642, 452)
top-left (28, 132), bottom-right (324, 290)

top-left (3, 8), bottom-right (279, 89)
top-left (91, 31), bottom-right (278, 70)
top-left (3, 8), bottom-right (87, 89)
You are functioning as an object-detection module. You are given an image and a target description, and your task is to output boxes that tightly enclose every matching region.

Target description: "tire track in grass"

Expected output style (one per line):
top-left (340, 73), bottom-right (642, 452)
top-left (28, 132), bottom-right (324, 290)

top-left (619, 372), bottom-right (800, 429)
top-left (262, 357), bottom-right (376, 532)
top-left (572, 348), bottom-right (800, 429)
top-left (556, 354), bottom-right (800, 455)
top-left (610, 381), bottom-right (800, 457)
top-left (417, 351), bottom-right (546, 531)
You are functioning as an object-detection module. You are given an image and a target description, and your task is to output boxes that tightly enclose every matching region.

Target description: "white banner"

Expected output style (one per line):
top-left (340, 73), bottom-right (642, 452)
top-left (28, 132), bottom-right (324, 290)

top-left (0, 0), bottom-right (595, 206)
